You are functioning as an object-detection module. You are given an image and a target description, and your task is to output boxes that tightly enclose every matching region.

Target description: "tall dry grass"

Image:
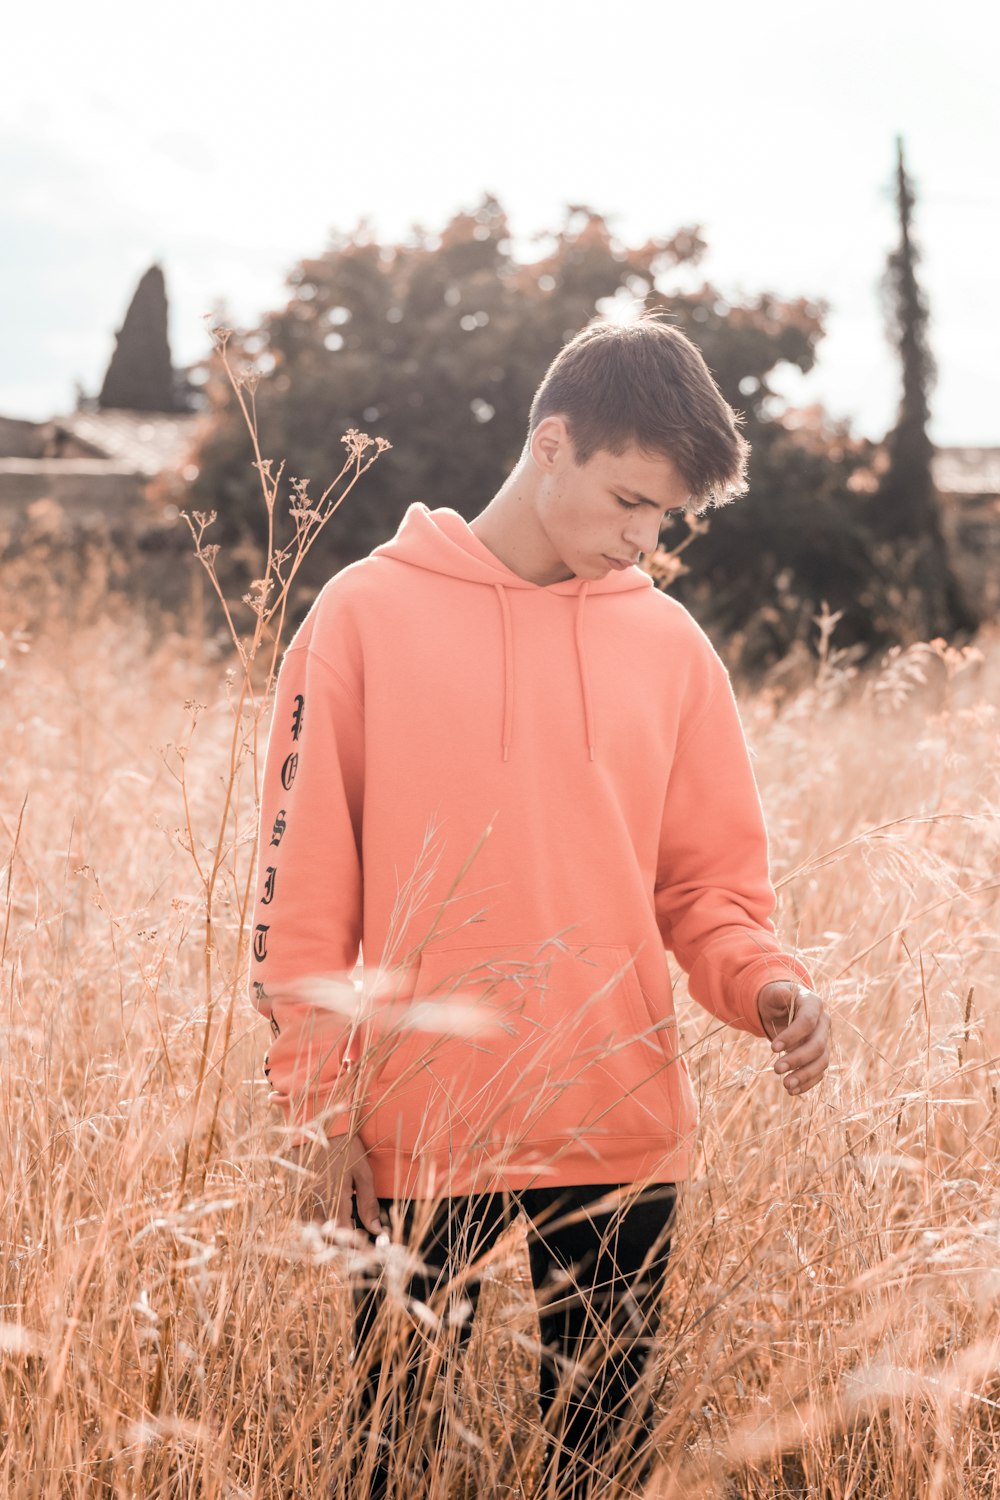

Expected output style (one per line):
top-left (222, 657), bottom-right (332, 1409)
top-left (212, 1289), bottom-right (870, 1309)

top-left (2, 339), bottom-right (999, 1497)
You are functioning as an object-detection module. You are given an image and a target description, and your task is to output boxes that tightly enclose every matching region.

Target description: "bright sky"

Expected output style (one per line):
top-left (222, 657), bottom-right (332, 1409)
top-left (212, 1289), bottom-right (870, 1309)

top-left (3, 0), bottom-right (997, 445)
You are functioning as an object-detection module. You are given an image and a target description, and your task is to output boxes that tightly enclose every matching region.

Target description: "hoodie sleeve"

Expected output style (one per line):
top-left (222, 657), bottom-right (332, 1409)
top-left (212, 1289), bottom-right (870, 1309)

top-left (248, 641), bottom-right (364, 1142)
top-left (654, 648), bottom-right (814, 1037)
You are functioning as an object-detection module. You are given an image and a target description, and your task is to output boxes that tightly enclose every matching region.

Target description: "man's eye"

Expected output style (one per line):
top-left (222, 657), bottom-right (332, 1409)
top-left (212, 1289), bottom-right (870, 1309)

top-left (615, 497), bottom-right (641, 512)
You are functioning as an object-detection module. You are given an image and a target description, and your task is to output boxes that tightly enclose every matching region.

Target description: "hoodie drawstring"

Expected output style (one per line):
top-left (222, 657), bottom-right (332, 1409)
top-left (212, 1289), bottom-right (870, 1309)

top-left (493, 581), bottom-right (595, 763)
top-left (494, 583), bottom-right (515, 762)
top-left (575, 583), bottom-right (596, 762)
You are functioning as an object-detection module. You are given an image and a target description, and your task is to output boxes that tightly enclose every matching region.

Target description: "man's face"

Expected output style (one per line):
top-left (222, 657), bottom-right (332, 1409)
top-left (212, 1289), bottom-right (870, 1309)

top-left (532, 417), bottom-right (692, 581)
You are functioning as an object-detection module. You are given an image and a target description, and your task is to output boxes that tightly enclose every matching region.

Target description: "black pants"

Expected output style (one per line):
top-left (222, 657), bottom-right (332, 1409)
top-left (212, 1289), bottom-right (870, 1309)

top-left (348, 1181), bottom-right (677, 1498)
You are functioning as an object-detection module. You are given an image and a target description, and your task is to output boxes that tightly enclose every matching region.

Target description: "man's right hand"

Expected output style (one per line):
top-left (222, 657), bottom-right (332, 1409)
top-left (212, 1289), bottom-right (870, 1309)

top-left (286, 1128), bottom-right (384, 1236)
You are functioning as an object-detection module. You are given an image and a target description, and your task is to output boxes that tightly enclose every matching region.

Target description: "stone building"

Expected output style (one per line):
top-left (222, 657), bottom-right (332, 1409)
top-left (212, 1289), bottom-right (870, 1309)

top-left (0, 262), bottom-right (204, 533)
top-left (933, 446), bottom-right (1000, 617)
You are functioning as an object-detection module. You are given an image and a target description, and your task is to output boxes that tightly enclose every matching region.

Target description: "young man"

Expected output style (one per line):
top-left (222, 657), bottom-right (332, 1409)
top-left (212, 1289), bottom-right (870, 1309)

top-left (249, 312), bottom-right (831, 1496)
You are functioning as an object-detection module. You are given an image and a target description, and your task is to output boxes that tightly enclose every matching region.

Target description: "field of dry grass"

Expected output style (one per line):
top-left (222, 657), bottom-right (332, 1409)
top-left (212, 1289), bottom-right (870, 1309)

top-left (4, 323), bottom-right (1000, 1499)
top-left (2, 533), bottom-right (998, 1498)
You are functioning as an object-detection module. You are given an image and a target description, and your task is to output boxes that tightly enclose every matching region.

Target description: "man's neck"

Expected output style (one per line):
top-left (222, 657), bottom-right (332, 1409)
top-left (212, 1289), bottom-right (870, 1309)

top-left (469, 479), bottom-right (574, 586)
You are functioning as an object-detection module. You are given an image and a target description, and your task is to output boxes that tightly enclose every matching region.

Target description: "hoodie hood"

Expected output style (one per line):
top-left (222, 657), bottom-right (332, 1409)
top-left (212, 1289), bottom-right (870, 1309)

top-left (371, 503), bottom-right (653, 763)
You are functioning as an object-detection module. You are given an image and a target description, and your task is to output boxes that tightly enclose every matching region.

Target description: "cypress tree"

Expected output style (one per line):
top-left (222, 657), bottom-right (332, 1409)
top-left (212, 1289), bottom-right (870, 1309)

top-left (871, 136), bottom-right (977, 636)
top-left (98, 262), bottom-right (177, 412)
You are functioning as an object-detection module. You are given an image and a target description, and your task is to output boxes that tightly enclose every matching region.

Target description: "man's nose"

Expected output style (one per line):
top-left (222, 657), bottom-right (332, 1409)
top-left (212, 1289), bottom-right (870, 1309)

top-left (623, 515), bottom-right (661, 556)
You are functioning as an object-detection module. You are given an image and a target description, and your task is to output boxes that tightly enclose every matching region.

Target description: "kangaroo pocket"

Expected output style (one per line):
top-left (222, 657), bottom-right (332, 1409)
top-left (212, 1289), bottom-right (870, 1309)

top-left (360, 940), bottom-right (681, 1162)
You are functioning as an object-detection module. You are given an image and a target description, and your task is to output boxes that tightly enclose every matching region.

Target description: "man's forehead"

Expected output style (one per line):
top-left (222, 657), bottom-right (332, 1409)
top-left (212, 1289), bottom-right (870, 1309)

top-left (601, 452), bottom-right (690, 508)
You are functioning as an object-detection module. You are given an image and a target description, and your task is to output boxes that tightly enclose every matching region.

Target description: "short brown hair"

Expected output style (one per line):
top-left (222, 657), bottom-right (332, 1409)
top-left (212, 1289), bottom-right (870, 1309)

top-left (526, 309), bottom-right (750, 510)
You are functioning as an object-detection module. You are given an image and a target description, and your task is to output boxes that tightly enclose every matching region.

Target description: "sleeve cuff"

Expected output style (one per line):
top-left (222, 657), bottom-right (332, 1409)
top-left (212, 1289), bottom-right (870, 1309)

top-left (734, 954), bottom-right (817, 1037)
top-left (269, 1069), bottom-right (360, 1143)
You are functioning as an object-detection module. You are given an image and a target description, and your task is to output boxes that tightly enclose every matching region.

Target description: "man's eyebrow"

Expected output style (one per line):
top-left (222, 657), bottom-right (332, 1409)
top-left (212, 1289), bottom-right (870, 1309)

top-left (616, 485), bottom-right (688, 513)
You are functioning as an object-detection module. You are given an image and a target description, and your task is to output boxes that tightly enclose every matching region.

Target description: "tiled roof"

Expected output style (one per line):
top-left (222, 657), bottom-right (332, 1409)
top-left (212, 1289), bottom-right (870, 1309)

top-left (932, 446), bottom-right (1000, 496)
top-left (48, 408), bottom-right (205, 477)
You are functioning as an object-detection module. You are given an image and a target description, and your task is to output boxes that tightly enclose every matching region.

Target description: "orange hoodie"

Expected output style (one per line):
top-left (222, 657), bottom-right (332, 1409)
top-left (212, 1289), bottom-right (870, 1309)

top-left (248, 502), bottom-right (814, 1199)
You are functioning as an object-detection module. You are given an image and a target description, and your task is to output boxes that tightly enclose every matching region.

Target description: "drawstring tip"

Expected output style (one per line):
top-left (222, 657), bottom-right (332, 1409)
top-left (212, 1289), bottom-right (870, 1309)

top-left (588, 745), bottom-right (595, 762)
top-left (502, 745), bottom-right (509, 762)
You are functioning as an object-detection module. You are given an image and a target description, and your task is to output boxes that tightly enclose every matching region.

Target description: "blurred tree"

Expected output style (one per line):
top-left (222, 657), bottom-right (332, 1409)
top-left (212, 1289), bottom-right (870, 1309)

top-left (183, 198), bottom-right (714, 566)
top-left (644, 289), bottom-right (900, 671)
top-left (865, 136), bottom-right (978, 638)
top-left (97, 263), bottom-right (178, 413)
top-left (179, 193), bottom-right (945, 668)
